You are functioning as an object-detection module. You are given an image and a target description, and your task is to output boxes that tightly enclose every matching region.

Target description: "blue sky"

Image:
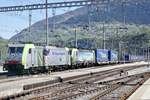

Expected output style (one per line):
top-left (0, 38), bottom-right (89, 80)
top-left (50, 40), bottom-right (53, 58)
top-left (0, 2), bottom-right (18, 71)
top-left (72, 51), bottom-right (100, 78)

top-left (0, 0), bottom-right (78, 39)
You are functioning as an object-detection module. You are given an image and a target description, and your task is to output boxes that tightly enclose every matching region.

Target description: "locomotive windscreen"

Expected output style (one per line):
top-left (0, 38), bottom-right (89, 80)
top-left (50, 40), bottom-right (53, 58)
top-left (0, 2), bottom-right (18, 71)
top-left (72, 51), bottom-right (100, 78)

top-left (7, 47), bottom-right (24, 61)
top-left (9, 47), bottom-right (24, 54)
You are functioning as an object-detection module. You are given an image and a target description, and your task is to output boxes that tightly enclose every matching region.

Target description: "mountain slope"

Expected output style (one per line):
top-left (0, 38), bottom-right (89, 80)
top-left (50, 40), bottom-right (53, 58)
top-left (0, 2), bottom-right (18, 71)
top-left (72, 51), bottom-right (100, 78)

top-left (10, 0), bottom-right (150, 50)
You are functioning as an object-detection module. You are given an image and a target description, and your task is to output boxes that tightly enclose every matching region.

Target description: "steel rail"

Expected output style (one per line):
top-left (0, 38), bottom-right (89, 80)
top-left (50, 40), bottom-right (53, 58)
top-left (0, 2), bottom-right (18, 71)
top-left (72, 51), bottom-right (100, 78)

top-left (56, 76), bottom-right (141, 100)
top-left (90, 73), bottom-right (150, 100)
top-left (29, 71), bottom-right (119, 100)
top-left (120, 74), bottom-right (150, 100)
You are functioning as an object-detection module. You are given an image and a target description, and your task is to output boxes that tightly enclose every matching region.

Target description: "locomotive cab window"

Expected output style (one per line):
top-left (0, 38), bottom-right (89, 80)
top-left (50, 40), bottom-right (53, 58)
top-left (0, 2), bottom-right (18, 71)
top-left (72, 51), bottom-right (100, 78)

top-left (17, 47), bottom-right (24, 53)
top-left (29, 49), bottom-right (31, 54)
top-left (9, 47), bottom-right (24, 54)
top-left (43, 49), bottom-right (49, 56)
top-left (69, 50), bottom-right (72, 55)
top-left (9, 47), bottom-right (15, 54)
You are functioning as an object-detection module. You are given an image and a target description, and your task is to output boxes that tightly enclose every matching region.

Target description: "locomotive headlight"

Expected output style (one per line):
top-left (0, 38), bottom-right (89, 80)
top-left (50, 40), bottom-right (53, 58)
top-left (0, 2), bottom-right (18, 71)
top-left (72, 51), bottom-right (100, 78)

top-left (5, 60), bottom-right (21, 64)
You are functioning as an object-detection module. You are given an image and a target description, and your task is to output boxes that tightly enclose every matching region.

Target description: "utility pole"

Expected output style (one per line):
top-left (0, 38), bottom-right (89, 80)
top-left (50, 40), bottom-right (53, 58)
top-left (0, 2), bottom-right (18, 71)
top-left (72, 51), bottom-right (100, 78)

top-left (119, 42), bottom-right (126, 64)
top-left (103, 23), bottom-right (106, 50)
top-left (135, 47), bottom-right (137, 61)
top-left (29, 10), bottom-right (32, 32)
top-left (122, 0), bottom-right (126, 25)
top-left (143, 48), bottom-right (145, 61)
top-left (75, 27), bottom-right (77, 48)
top-left (119, 41), bottom-right (121, 63)
top-left (87, 5), bottom-right (91, 48)
top-left (148, 47), bottom-right (149, 67)
top-left (0, 50), bottom-right (1, 60)
top-left (28, 10), bottom-right (32, 43)
top-left (119, 41), bottom-right (126, 63)
top-left (52, 8), bottom-right (56, 32)
top-left (87, 5), bottom-right (91, 32)
top-left (116, 27), bottom-right (120, 62)
top-left (45, 0), bottom-right (49, 45)
top-left (103, 4), bottom-right (109, 50)
top-left (144, 48), bottom-right (147, 62)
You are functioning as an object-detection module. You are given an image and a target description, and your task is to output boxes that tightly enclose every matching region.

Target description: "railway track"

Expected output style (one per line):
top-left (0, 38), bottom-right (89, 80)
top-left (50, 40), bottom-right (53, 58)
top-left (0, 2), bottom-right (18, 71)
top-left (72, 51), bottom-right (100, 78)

top-left (23, 64), bottom-right (145, 90)
top-left (89, 73), bottom-right (149, 100)
top-left (0, 64), bottom-right (149, 100)
top-left (28, 72), bottom-right (149, 100)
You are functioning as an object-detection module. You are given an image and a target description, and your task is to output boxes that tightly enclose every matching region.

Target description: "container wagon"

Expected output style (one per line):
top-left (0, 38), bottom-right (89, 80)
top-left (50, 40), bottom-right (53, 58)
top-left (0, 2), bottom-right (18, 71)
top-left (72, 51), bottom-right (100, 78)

top-left (95, 49), bottom-right (109, 64)
top-left (108, 50), bottom-right (118, 63)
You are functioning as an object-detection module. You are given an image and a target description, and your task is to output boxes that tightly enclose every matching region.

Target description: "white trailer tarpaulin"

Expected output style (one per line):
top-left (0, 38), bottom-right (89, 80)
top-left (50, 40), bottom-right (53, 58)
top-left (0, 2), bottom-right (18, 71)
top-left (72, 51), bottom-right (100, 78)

top-left (44, 46), bottom-right (71, 66)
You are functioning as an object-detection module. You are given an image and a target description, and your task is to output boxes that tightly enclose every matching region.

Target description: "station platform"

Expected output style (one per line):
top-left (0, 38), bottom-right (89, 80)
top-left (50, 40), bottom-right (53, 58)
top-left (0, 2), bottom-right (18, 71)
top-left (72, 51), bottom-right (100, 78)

top-left (128, 77), bottom-right (150, 100)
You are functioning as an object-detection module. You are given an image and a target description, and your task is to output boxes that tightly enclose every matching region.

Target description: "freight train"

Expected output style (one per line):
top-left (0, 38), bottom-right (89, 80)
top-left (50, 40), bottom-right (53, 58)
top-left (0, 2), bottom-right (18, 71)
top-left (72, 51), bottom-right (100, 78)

top-left (3, 44), bottom-right (145, 74)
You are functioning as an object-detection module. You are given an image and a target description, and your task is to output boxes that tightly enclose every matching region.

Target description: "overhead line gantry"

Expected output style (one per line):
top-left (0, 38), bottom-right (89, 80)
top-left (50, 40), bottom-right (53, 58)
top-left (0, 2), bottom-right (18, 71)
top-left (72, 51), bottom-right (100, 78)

top-left (0, 0), bottom-right (110, 12)
top-left (0, 0), bottom-right (111, 45)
